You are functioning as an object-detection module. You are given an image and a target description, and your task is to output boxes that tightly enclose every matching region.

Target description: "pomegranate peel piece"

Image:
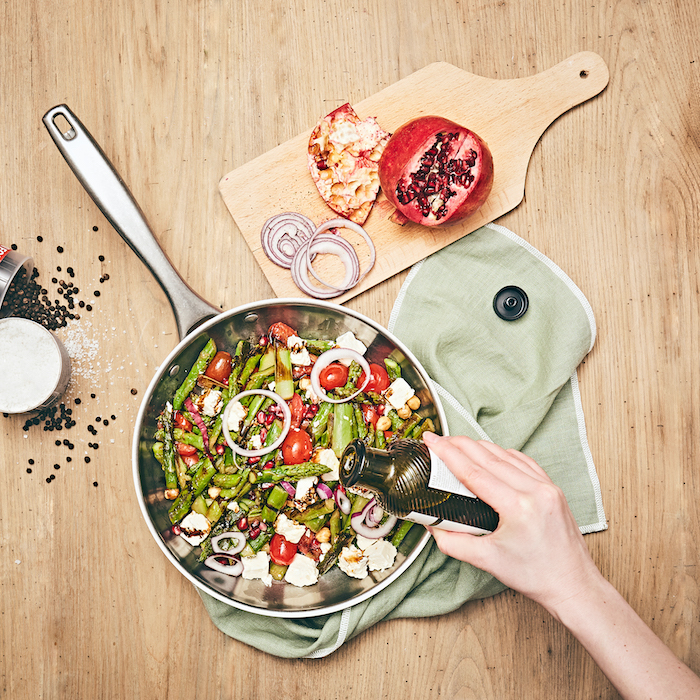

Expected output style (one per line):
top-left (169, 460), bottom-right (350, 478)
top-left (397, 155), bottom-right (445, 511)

top-left (308, 103), bottom-right (390, 225)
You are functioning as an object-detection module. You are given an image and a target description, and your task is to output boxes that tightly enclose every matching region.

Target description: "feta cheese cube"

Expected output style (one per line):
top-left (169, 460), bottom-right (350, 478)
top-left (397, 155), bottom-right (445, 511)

top-left (384, 377), bottom-right (415, 410)
top-left (355, 535), bottom-right (398, 571)
top-left (274, 513), bottom-right (307, 544)
top-left (315, 448), bottom-right (340, 482)
top-left (226, 400), bottom-right (247, 432)
top-left (338, 545), bottom-right (369, 579)
top-left (334, 331), bottom-right (367, 366)
top-left (287, 335), bottom-right (311, 366)
top-left (201, 388), bottom-right (223, 417)
top-left (241, 551), bottom-right (273, 587)
top-left (295, 476), bottom-right (317, 502)
top-left (284, 553), bottom-right (319, 587)
top-left (179, 512), bottom-right (211, 546)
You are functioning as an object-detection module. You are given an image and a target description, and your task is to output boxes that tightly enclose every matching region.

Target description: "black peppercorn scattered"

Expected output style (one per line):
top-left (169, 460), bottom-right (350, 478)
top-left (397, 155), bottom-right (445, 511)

top-left (93, 481), bottom-right (99, 487)
top-left (85, 456), bottom-right (91, 463)
top-left (131, 388), bottom-right (138, 395)
top-left (26, 468), bottom-right (32, 474)
top-left (57, 246), bottom-right (63, 253)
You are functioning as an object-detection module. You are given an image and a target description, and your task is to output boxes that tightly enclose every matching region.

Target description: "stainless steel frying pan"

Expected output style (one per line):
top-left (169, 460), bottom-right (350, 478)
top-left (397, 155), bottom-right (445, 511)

top-left (43, 105), bottom-right (446, 617)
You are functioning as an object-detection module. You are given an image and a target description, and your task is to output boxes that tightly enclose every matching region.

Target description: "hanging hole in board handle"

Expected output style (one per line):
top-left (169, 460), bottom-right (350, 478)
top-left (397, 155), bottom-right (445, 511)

top-left (50, 111), bottom-right (77, 140)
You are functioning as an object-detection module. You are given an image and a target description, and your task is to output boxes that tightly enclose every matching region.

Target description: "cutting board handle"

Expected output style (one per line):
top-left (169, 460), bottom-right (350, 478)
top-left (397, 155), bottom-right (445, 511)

top-left (511, 51), bottom-right (609, 150)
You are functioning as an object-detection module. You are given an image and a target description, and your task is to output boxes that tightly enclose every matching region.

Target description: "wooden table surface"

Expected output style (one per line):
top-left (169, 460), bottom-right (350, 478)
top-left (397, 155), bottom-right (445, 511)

top-left (2, 2), bottom-right (698, 698)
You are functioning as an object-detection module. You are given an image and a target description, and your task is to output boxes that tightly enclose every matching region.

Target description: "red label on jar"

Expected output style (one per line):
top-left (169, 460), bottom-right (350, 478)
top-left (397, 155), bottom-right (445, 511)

top-left (0, 245), bottom-right (10, 262)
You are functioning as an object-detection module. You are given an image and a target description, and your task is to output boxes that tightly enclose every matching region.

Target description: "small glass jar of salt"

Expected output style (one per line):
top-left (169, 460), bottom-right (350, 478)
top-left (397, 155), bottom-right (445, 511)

top-left (0, 317), bottom-right (72, 414)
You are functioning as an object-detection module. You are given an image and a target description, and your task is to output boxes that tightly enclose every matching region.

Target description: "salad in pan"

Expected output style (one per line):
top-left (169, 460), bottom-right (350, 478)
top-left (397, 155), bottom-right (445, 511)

top-left (152, 320), bottom-right (435, 588)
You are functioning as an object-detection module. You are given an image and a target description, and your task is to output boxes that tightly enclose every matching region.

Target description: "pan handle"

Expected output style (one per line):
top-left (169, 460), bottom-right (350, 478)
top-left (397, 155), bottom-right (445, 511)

top-left (43, 104), bottom-right (220, 340)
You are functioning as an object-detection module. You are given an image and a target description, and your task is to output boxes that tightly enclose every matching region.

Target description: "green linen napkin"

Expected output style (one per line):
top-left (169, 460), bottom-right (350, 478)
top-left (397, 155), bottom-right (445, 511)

top-left (199, 222), bottom-right (606, 658)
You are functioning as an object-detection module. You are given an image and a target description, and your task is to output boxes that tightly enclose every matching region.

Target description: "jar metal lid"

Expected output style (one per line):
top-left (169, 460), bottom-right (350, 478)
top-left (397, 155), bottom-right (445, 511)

top-left (0, 245), bottom-right (35, 317)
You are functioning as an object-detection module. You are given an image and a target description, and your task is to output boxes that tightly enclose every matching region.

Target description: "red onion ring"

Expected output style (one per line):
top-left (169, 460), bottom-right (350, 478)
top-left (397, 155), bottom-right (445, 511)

top-left (306, 219), bottom-right (376, 292)
top-left (334, 486), bottom-right (352, 515)
top-left (316, 482), bottom-right (333, 500)
top-left (279, 480), bottom-right (297, 497)
top-left (290, 218), bottom-right (376, 299)
top-left (290, 233), bottom-right (357, 299)
top-left (204, 554), bottom-right (244, 576)
top-left (366, 503), bottom-right (384, 525)
top-left (211, 531), bottom-right (247, 556)
top-left (260, 212), bottom-right (315, 269)
top-left (310, 348), bottom-right (370, 404)
top-left (350, 497), bottom-right (398, 539)
top-left (222, 390), bottom-right (291, 457)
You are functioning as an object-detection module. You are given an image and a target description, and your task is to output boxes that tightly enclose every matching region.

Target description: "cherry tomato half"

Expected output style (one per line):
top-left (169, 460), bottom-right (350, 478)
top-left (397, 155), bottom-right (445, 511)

top-left (268, 322), bottom-right (298, 345)
top-left (358, 363), bottom-right (390, 393)
top-left (173, 411), bottom-right (193, 432)
top-left (361, 404), bottom-right (380, 427)
top-left (269, 533), bottom-right (298, 566)
top-left (176, 442), bottom-right (198, 456)
top-left (287, 392), bottom-right (305, 429)
top-left (281, 427), bottom-right (313, 464)
top-left (181, 452), bottom-right (200, 467)
top-left (319, 362), bottom-right (349, 390)
top-left (204, 351), bottom-right (232, 384)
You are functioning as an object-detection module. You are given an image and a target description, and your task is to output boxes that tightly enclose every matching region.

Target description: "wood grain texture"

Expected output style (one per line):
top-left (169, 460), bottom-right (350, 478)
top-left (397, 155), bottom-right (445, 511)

top-left (1, 1), bottom-right (699, 699)
top-left (219, 52), bottom-right (609, 302)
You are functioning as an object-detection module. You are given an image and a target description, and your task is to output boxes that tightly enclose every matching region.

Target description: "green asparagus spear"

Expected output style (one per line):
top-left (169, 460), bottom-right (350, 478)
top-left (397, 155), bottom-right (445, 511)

top-left (384, 357), bottom-right (402, 381)
top-left (161, 403), bottom-right (178, 491)
top-left (274, 343), bottom-right (294, 399)
top-left (332, 402), bottom-right (355, 457)
top-left (254, 462), bottom-right (330, 483)
top-left (173, 338), bottom-right (217, 410)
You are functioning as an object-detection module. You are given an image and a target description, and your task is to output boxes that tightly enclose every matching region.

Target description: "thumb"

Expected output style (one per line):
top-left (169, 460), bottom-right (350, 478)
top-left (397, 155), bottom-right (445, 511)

top-left (429, 526), bottom-right (492, 571)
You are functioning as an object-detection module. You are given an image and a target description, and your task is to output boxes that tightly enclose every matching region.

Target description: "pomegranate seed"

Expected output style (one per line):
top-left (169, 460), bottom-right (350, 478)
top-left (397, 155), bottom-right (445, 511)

top-left (259, 522), bottom-right (268, 531)
top-left (256, 410), bottom-right (266, 424)
top-left (248, 456), bottom-right (260, 464)
top-left (216, 444), bottom-right (225, 455)
top-left (260, 428), bottom-right (268, 441)
top-left (259, 335), bottom-right (269, 346)
top-left (238, 516), bottom-right (248, 530)
top-left (250, 519), bottom-right (260, 528)
top-left (171, 524), bottom-right (181, 536)
top-left (263, 461), bottom-right (274, 470)
top-left (264, 413), bottom-right (275, 426)
top-left (249, 527), bottom-right (260, 539)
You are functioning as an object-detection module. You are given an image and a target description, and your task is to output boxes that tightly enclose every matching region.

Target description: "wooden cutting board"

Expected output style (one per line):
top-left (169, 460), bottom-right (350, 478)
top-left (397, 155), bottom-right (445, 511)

top-left (219, 52), bottom-right (609, 303)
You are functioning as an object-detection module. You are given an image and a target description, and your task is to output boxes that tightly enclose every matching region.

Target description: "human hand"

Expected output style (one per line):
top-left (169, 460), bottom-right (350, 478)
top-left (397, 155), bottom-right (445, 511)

top-left (422, 432), bottom-right (602, 614)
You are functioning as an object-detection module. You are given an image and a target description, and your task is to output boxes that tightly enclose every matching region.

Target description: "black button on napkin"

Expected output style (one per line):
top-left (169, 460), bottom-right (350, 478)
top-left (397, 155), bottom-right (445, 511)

top-left (493, 286), bottom-right (528, 321)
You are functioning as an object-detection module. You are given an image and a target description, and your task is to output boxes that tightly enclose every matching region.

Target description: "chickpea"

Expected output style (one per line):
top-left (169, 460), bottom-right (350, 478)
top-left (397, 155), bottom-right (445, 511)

top-left (406, 395), bottom-right (421, 411)
top-left (376, 415), bottom-right (392, 432)
top-left (316, 527), bottom-right (332, 543)
top-left (164, 488), bottom-right (180, 500)
top-left (397, 405), bottom-right (412, 420)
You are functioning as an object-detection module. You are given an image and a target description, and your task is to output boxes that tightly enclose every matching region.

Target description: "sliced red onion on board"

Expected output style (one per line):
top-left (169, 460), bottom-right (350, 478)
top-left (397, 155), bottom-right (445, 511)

top-left (289, 218), bottom-right (376, 299)
top-left (260, 212), bottom-right (316, 269)
top-left (222, 389), bottom-right (291, 457)
top-left (305, 219), bottom-right (376, 292)
top-left (309, 348), bottom-right (370, 403)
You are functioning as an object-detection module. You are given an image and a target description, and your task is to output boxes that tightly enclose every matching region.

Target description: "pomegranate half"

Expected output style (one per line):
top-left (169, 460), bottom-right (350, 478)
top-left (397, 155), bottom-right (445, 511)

top-left (378, 116), bottom-right (494, 227)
